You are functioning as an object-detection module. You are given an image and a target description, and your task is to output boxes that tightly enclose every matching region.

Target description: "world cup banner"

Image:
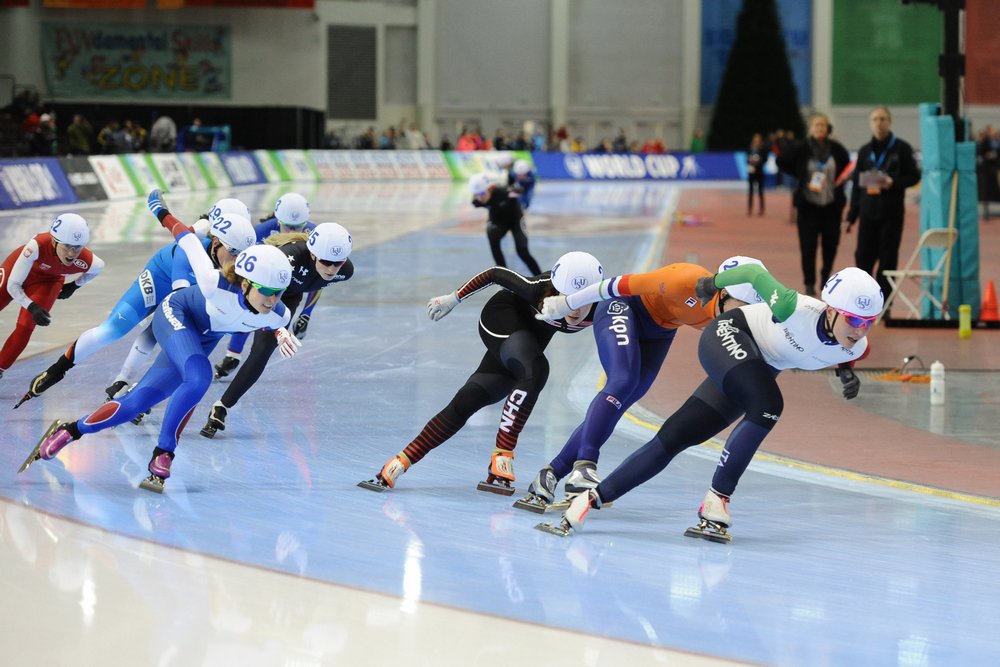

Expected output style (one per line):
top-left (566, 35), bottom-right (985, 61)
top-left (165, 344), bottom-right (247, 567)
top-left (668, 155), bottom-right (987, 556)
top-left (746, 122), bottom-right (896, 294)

top-left (41, 22), bottom-right (231, 99)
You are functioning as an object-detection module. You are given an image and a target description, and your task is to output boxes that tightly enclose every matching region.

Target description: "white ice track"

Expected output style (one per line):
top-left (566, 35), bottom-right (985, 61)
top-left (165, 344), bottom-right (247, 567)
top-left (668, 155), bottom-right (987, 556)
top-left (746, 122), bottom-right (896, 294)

top-left (1, 181), bottom-right (999, 667)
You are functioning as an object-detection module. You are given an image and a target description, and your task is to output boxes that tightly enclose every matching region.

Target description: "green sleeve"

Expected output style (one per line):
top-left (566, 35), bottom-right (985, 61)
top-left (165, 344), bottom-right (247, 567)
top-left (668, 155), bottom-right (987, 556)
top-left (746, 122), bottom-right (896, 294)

top-left (714, 264), bottom-right (799, 322)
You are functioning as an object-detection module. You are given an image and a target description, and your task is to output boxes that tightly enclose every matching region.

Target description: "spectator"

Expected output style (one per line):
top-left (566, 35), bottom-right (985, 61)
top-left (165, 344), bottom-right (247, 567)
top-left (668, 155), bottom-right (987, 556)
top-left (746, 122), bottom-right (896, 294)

top-left (689, 127), bottom-right (706, 153)
top-left (845, 105), bottom-right (921, 305)
top-left (777, 113), bottom-right (851, 296)
top-left (532, 128), bottom-right (546, 152)
top-left (356, 127), bottom-right (376, 150)
top-left (404, 122), bottom-right (428, 149)
top-left (492, 128), bottom-right (508, 151)
top-left (149, 114), bottom-right (177, 152)
top-left (747, 132), bottom-right (769, 216)
top-left (571, 136), bottom-right (587, 153)
top-left (641, 137), bottom-right (666, 154)
top-left (30, 113), bottom-right (58, 156)
top-left (67, 114), bottom-right (95, 155)
top-left (379, 126), bottom-right (397, 149)
top-left (185, 118), bottom-right (213, 152)
top-left (612, 128), bottom-right (629, 153)
top-left (439, 134), bottom-right (453, 151)
top-left (977, 125), bottom-right (1000, 216)
top-left (124, 120), bottom-right (147, 152)
top-left (97, 120), bottom-right (122, 154)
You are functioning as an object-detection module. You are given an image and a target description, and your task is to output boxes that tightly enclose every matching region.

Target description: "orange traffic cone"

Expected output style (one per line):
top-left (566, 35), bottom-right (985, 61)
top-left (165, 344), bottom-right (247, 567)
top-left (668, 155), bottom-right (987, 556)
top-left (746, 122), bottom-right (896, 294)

top-left (982, 280), bottom-right (999, 322)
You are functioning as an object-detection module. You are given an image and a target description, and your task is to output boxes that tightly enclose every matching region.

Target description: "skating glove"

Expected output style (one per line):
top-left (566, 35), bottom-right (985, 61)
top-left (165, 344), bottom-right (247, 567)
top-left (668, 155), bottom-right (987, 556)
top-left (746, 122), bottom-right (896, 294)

top-left (836, 364), bottom-right (860, 400)
top-left (292, 313), bottom-right (310, 338)
top-left (694, 275), bottom-right (719, 307)
top-left (535, 295), bottom-right (572, 321)
top-left (148, 189), bottom-right (192, 238)
top-left (57, 281), bottom-right (80, 300)
top-left (427, 292), bottom-right (460, 321)
top-left (27, 302), bottom-right (51, 326)
top-left (275, 327), bottom-right (303, 359)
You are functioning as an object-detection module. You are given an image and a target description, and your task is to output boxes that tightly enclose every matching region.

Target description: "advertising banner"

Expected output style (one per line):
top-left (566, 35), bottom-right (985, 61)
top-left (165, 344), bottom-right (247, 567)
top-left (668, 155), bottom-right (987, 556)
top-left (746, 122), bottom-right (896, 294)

top-left (150, 154), bottom-right (193, 192)
top-left (41, 22), bottom-right (230, 99)
top-left (57, 156), bottom-right (107, 201)
top-left (309, 151), bottom-right (358, 181)
top-left (274, 150), bottom-right (317, 182)
top-left (444, 151), bottom-right (532, 182)
top-left (531, 152), bottom-right (741, 181)
top-left (198, 152), bottom-right (233, 188)
top-left (123, 154), bottom-right (165, 194)
top-left (177, 152), bottom-right (214, 190)
top-left (220, 151), bottom-right (266, 185)
top-left (0, 158), bottom-right (78, 209)
top-left (253, 150), bottom-right (289, 182)
top-left (88, 155), bottom-right (139, 199)
top-left (416, 152), bottom-right (453, 180)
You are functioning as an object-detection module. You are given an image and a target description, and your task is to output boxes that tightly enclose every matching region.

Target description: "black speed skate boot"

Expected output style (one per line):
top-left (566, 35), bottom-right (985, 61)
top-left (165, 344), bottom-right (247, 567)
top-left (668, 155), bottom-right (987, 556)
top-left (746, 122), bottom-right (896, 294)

top-left (684, 488), bottom-right (733, 544)
top-left (105, 380), bottom-right (129, 402)
top-left (513, 466), bottom-right (557, 514)
top-left (139, 448), bottom-right (175, 494)
top-left (214, 356), bottom-right (240, 380)
top-left (200, 403), bottom-right (227, 439)
top-left (14, 356), bottom-right (74, 408)
top-left (477, 448), bottom-right (515, 496)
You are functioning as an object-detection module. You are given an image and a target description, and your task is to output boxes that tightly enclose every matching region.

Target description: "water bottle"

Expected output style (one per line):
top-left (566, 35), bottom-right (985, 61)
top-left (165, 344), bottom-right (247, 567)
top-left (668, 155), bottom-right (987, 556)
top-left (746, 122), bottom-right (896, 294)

top-left (930, 360), bottom-right (946, 406)
top-left (959, 304), bottom-right (972, 339)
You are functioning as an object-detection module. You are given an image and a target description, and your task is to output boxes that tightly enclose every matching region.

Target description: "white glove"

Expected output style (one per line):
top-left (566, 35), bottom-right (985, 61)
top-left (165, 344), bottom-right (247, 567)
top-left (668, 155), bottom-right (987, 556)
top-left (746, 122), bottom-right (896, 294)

top-left (275, 327), bottom-right (303, 359)
top-left (536, 295), bottom-right (572, 320)
top-left (427, 291), bottom-right (460, 321)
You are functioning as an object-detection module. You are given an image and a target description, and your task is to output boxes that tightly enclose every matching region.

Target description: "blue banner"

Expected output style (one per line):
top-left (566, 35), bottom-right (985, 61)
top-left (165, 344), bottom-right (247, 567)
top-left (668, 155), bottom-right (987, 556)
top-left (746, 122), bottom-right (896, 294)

top-left (700, 0), bottom-right (811, 106)
top-left (532, 152), bottom-right (742, 181)
top-left (0, 158), bottom-right (79, 209)
top-left (218, 151), bottom-right (266, 185)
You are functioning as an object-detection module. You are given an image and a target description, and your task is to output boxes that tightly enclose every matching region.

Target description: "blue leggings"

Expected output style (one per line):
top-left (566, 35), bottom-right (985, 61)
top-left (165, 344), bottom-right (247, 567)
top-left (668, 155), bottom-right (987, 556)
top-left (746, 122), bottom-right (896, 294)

top-left (73, 270), bottom-right (170, 362)
top-left (549, 297), bottom-right (675, 478)
top-left (77, 304), bottom-right (219, 453)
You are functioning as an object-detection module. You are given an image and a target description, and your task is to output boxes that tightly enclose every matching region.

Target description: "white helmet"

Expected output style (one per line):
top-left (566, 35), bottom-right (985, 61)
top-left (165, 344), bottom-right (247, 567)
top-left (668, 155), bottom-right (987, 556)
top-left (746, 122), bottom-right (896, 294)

top-left (513, 159), bottom-right (532, 176)
top-left (235, 244), bottom-right (292, 292)
top-left (209, 212), bottom-right (257, 254)
top-left (469, 172), bottom-right (493, 198)
top-left (208, 198), bottom-right (251, 227)
top-left (550, 251), bottom-right (604, 295)
top-left (50, 213), bottom-right (89, 246)
top-left (821, 267), bottom-right (884, 317)
top-left (307, 222), bottom-right (352, 262)
top-left (274, 192), bottom-right (310, 227)
top-left (718, 256), bottom-right (766, 304)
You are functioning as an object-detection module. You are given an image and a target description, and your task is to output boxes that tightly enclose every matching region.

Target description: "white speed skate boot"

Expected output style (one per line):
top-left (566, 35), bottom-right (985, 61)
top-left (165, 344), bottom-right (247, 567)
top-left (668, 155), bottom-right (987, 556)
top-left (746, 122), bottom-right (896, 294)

top-left (512, 465), bottom-right (557, 513)
top-left (684, 488), bottom-right (733, 543)
top-left (477, 448), bottom-right (515, 496)
top-left (557, 460), bottom-right (601, 508)
top-left (536, 488), bottom-right (603, 537)
top-left (358, 454), bottom-right (410, 492)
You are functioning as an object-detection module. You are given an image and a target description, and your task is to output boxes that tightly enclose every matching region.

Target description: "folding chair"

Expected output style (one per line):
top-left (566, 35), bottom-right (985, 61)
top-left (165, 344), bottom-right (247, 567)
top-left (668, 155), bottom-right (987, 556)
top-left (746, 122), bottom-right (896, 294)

top-left (879, 227), bottom-right (959, 323)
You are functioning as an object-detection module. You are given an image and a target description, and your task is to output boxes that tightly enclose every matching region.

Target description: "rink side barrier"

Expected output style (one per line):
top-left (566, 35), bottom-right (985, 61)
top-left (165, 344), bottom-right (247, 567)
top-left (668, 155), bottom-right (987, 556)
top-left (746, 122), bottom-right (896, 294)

top-left (0, 150), bottom-right (750, 210)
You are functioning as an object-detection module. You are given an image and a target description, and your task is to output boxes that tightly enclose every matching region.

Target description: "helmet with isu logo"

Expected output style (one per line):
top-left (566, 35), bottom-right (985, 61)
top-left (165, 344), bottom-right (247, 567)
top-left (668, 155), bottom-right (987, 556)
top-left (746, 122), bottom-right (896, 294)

top-left (234, 244), bottom-right (292, 292)
top-left (718, 255), bottom-right (765, 304)
top-left (821, 267), bottom-right (883, 317)
top-left (550, 251), bottom-right (604, 296)
top-left (50, 213), bottom-right (89, 246)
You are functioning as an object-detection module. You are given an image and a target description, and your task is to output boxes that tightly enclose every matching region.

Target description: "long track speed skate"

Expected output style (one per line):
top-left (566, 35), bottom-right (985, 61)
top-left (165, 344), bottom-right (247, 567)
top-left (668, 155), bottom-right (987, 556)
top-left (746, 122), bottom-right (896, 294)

top-left (684, 520), bottom-right (733, 544)
top-left (477, 449), bottom-right (515, 496)
top-left (138, 450), bottom-right (173, 494)
top-left (535, 517), bottom-right (572, 537)
top-left (512, 494), bottom-right (552, 514)
top-left (357, 477), bottom-right (391, 492)
top-left (139, 475), bottom-right (166, 494)
top-left (18, 419), bottom-right (62, 473)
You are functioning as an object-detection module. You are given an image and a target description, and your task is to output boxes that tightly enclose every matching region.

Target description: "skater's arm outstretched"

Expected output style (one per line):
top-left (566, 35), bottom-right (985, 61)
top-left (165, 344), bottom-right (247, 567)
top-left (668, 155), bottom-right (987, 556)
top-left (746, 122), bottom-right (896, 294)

top-left (427, 266), bottom-right (548, 321)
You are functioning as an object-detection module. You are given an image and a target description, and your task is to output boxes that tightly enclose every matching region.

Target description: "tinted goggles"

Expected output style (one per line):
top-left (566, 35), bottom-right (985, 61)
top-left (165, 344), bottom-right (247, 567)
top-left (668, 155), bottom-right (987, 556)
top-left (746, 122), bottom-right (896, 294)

top-left (249, 281), bottom-right (285, 297)
top-left (835, 308), bottom-right (876, 328)
top-left (318, 258), bottom-right (345, 268)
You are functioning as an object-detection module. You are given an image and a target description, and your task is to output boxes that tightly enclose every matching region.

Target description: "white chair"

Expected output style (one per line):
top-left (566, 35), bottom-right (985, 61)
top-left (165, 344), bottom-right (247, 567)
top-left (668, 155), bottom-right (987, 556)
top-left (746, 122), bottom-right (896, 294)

top-left (879, 227), bottom-right (959, 323)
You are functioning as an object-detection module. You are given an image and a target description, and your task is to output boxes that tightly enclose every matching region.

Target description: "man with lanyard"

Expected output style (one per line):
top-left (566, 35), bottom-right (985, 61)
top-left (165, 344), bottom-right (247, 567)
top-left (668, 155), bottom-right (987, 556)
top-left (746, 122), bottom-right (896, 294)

top-left (846, 105), bottom-right (921, 305)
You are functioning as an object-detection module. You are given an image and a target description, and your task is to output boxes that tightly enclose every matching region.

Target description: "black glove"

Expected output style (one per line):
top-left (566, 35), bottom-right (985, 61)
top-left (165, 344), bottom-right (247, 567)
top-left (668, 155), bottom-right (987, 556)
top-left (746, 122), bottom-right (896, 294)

top-left (694, 275), bottom-right (719, 307)
top-left (292, 313), bottom-right (310, 338)
top-left (57, 282), bottom-right (80, 300)
top-left (27, 302), bottom-right (51, 326)
top-left (836, 365), bottom-right (860, 400)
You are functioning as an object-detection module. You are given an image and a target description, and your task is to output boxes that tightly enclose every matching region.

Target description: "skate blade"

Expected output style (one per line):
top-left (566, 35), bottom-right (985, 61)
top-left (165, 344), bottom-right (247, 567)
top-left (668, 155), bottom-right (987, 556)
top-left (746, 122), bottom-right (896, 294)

top-left (477, 480), bottom-right (515, 496)
top-left (357, 479), bottom-right (389, 493)
top-left (512, 496), bottom-right (549, 514)
top-left (18, 419), bottom-right (62, 473)
top-left (683, 524), bottom-right (732, 544)
top-left (138, 476), bottom-right (165, 494)
top-left (534, 521), bottom-right (571, 537)
top-left (199, 425), bottom-right (217, 439)
top-left (12, 392), bottom-right (33, 409)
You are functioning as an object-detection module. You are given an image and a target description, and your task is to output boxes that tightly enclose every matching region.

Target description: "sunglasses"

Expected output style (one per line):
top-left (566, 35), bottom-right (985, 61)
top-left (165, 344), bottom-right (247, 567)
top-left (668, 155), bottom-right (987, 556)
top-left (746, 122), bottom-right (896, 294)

top-left (835, 308), bottom-right (877, 328)
top-left (318, 258), bottom-right (345, 268)
top-left (249, 281), bottom-right (285, 297)
top-left (222, 244), bottom-right (239, 256)
top-left (59, 243), bottom-right (83, 252)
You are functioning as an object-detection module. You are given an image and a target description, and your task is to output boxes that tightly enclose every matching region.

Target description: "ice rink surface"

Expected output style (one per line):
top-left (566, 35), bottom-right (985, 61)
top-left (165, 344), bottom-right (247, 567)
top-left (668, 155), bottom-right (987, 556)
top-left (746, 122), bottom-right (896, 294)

top-left (1, 180), bottom-right (998, 667)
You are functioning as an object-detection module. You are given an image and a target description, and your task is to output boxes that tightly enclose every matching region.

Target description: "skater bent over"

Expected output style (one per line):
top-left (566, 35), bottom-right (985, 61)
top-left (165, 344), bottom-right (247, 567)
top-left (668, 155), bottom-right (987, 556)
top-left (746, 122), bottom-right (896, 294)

top-left (520, 256), bottom-right (765, 513)
top-left (539, 265), bottom-right (881, 541)
top-left (0, 214), bottom-right (103, 381)
top-left (358, 251), bottom-right (604, 496)
top-left (469, 172), bottom-right (542, 275)
top-left (19, 191), bottom-right (298, 493)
